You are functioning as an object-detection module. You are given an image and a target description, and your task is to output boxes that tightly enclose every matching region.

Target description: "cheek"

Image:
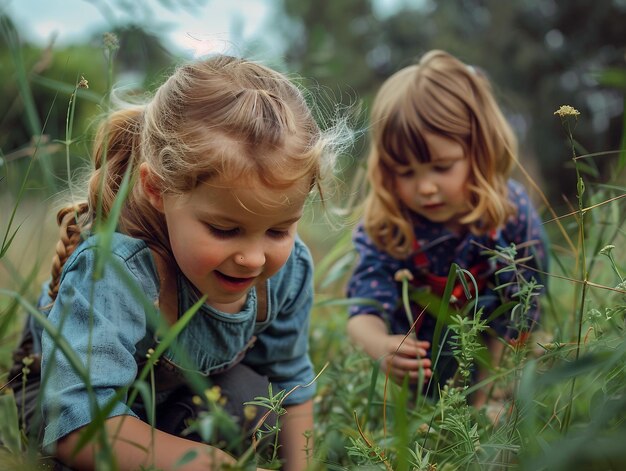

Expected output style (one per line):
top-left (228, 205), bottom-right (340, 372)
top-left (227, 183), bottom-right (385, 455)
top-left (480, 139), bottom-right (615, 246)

top-left (264, 241), bottom-right (296, 277)
top-left (395, 181), bottom-right (413, 206)
top-left (452, 177), bottom-right (467, 195)
top-left (170, 235), bottom-right (223, 277)
top-left (448, 170), bottom-right (470, 199)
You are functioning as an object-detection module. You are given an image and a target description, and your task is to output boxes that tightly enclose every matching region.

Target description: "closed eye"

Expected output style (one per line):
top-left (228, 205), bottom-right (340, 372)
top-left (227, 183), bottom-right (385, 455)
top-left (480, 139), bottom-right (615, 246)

top-left (433, 164), bottom-right (454, 172)
top-left (206, 225), bottom-right (240, 238)
top-left (394, 166), bottom-right (414, 178)
top-left (267, 228), bottom-right (291, 239)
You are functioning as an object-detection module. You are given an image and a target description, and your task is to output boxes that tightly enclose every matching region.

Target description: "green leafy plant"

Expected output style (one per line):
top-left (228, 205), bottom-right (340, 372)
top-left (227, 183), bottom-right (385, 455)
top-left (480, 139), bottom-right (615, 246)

top-left (2, 13), bottom-right (626, 469)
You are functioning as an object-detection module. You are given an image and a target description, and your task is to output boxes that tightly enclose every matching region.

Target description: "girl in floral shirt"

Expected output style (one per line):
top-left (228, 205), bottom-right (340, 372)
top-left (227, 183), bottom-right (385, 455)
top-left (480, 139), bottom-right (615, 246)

top-left (346, 50), bottom-right (548, 405)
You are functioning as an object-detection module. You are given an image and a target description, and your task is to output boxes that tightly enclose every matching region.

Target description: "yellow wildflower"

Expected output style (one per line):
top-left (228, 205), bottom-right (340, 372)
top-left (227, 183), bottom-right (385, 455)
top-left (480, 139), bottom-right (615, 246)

top-left (205, 386), bottom-right (222, 403)
top-left (146, 348), bottom-right (158, 364)
top-left (554, 105), bottom-right (580, 118)
top-left (243, 404), bottom-right (258, 422)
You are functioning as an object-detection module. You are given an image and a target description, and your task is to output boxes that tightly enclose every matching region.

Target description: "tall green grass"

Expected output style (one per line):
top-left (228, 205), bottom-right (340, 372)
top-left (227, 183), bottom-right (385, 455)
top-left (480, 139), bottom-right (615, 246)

top-left (305, 105), bottom-right (626, 470)
top-left (1, 26), bottom-right (626, 471)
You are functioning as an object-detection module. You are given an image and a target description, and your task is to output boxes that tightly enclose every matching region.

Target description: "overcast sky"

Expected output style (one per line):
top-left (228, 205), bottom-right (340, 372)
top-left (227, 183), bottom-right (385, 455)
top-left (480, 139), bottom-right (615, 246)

top-left (3, 0), bottom-right (407, 58)
top-left (3, 0), bottom-right (275, 57)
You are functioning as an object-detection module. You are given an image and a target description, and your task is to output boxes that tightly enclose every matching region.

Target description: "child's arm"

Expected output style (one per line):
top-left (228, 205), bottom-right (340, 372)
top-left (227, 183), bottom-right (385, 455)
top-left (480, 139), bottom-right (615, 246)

top-left (279, 399), bottom-right (314, 471)
top-left (56, 415), bottom-right (240, 471)
top-left (347, 314), bottom-right (432, 384)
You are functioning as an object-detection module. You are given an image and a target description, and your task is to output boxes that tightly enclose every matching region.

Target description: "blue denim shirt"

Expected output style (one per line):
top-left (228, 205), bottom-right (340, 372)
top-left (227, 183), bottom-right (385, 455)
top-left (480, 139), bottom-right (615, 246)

top-left (38, 232), bottom-right (315, 447)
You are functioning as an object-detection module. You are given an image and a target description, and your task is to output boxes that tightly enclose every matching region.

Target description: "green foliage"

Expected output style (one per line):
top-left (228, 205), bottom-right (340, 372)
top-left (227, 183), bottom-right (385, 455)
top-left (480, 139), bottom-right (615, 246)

top-left (307, 103), bottom-right (626, 469)
top-left (0, 391), bottom-right (20, 455)
top-left (1, 3), bottom-right (626, 470)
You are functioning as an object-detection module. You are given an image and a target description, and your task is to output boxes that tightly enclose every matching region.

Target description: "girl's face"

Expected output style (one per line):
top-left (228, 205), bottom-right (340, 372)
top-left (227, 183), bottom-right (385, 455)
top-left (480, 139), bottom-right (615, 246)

top-left (157, 175), bottom-right (309, 313)
top-left (393, 132), bottom-right (471, 231)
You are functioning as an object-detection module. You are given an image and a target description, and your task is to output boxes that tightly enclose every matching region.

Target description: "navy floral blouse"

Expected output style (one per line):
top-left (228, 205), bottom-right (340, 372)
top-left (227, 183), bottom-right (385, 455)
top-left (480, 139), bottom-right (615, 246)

top-left (347, 180), bottom-right (549, 342)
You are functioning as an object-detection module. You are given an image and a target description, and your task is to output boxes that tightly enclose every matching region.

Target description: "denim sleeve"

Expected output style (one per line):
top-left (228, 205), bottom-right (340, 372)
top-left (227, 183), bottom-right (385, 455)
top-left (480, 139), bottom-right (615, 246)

top-left (243, 239), bottom-right (316, 406)
top-left (346, 223), bottom-right (403, 320)
top-left (41, 245), bottom-right (150, 448)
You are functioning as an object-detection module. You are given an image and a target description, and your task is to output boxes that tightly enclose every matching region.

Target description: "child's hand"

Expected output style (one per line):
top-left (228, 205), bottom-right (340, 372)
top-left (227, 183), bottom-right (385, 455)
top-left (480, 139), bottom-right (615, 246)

top-left (380, 335), bottom-right (432, 385)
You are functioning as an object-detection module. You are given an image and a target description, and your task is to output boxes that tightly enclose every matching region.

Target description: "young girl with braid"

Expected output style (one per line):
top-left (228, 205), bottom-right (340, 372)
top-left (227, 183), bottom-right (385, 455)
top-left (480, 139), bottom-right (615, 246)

top-left (346, 50), bottom-right (548, 406)
top-left (10, 55), bottom-right (338, 470)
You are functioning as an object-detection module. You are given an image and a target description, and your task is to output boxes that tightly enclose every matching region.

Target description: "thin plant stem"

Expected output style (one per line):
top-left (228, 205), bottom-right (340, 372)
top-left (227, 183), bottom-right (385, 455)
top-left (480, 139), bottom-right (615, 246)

top-left (61, 75), bottom-right (85, 204)
top-left (150, 365), bottom-right (156, 466)
top-left (561, 116), bottom-right (588, 433)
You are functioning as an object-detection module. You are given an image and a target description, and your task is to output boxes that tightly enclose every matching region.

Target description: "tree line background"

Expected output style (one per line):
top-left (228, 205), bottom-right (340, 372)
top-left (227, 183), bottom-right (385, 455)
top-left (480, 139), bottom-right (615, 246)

top-left (2, 2), bottom-right (626, 468)
top-left (2, 0), bottom-right (625, 204)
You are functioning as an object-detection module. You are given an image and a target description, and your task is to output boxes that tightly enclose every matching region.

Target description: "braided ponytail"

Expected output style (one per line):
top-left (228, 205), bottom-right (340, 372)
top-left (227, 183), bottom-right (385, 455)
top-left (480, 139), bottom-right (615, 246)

top-left (48, 203), bottom-right (89, 300)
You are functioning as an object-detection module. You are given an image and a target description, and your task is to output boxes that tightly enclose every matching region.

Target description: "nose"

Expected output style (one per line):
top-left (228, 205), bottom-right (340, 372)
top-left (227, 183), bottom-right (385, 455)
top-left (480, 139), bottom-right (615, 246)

top-left (235, 243), bottom-right (266, 270)
top-left (416, 176), bottom-right (437, 196)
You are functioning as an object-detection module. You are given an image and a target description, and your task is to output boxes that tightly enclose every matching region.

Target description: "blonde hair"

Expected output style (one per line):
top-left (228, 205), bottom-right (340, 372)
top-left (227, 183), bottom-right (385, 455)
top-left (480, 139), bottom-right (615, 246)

top-left (49, 55), bottom-right (329, 299)
top-left (364, 49), bottom-right (517, 259)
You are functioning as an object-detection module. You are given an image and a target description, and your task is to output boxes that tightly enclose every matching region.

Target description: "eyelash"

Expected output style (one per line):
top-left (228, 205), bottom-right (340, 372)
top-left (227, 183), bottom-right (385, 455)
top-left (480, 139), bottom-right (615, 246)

top-left (396, 164), bottom-right (453, 176)
top-left (206, 225), bottom-right (290, 240)
top-left (207, 225), bottom-right (239, 239)
top-left (396, 168), bottom-right (414, 178)
top-left (268, 229), bottom-right (290, 239)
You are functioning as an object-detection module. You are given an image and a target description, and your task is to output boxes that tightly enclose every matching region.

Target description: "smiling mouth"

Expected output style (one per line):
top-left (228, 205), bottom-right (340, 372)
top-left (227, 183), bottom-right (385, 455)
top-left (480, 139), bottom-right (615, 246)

top-left (216, 272), bottom-right (256, 285)
top-left (213, 272), bottom-right (259, 293)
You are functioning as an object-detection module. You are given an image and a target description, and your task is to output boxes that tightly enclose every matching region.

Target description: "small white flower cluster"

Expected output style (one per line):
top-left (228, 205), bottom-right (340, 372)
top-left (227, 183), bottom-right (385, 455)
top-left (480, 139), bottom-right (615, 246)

top-left (554, 105), bottom-right (580, 118)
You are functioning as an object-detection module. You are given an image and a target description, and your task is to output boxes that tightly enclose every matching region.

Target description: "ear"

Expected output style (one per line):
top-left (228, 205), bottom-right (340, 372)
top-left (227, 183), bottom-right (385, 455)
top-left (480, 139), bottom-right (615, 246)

top-left (140, 163), bottom-right (165, 213)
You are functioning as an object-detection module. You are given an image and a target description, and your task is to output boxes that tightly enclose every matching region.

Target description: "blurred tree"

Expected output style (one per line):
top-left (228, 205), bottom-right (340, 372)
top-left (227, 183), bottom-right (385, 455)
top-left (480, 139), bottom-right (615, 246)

top-left (98, 24), bottom-right (176, 85)
top-left (280, 0), bottom-right (382, 100)
top-left (2, 0), bottom-right (624, 203)
top-left (273, 0), bottom-right (388, 191)
top-left (276, 0), bottom-right (626, 204)
top-left (0, 17), bottom-right (174, 196)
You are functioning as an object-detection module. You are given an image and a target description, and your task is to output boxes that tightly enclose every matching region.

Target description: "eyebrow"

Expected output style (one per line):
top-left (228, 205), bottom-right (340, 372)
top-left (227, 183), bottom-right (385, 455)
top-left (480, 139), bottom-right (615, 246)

top-left (431, 155), bottom-right (465, 162)
top-left (270, 216), bottom-right (302, 226)
top-left (199, 213), bottom-right (302, 226)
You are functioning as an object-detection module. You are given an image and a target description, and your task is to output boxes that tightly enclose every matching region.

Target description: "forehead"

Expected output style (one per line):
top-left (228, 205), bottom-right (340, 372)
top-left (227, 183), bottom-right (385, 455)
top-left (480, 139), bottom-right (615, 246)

top-left (422, 132), bottom-right (465, 160)
top-left (389, 131), bottom-right (465, 168)
top-left (193, 131), bottom-right (315, 190)
top-left (192, 175), bottom-right (310, 217)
